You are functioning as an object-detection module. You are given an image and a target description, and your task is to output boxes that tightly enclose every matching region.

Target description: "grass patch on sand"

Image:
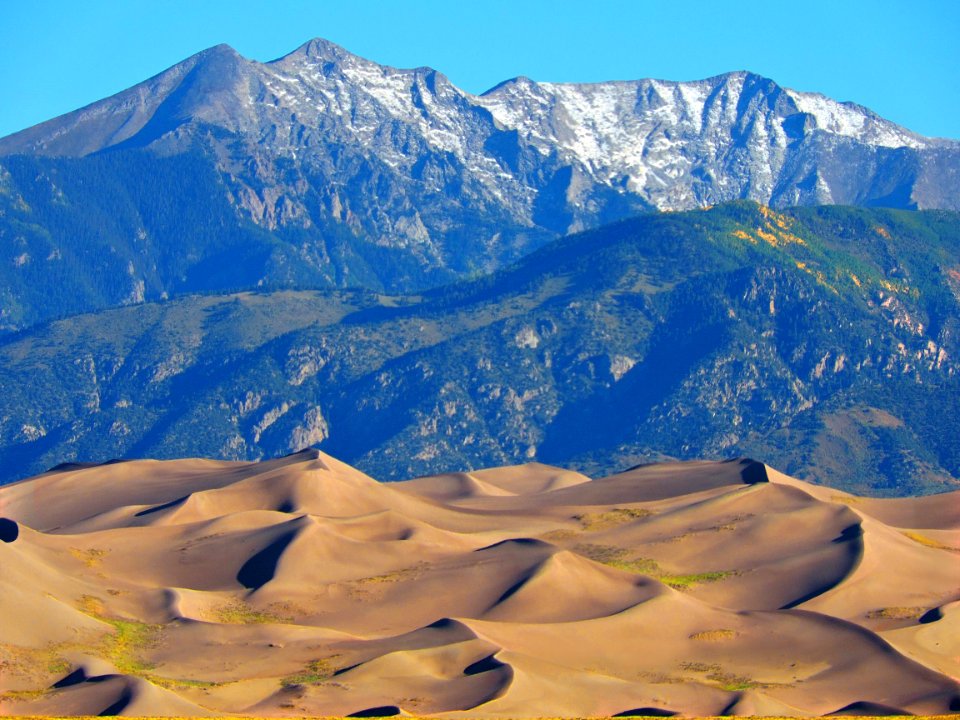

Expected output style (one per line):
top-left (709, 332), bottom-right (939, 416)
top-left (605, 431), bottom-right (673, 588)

top-left (77, 594), bottom-right (106, 615)
top-left (708, 671), bottom-right (760, 692)
top-left (98, 617), bottom-right (161, 675)
top-left (266, 600), bottom-right (312, 619)
top-left (574, 543), bottom-right (660, 574)
top-left (345, 563), bottom-right (427, 599)
top-left (0, 600), bottom-right (157, 700)
top-left (539, 528), bottom-right (580, 542)
top-left (573, 544), bottom-right (737, 589)
top-left (8, 595), bottom-right (256, 698)
top-left (574, 507), bottom-right (653, 531)
top-left (0, 642), bottom-right (73, 695)
top-left (75, 594), bottom-right (231, 691)
top-left (353, 562), bottom-right (427, 585)
top-left (280, 657), bottom-right (340, 688)
top-left (212, 599), bottom-right (288, 624)
top-left (901, 531), bottom-right (957, 552)
top-left (705, 513), bottom-right (753, 532)
top-left (679, 661), bottom-right (760, 691)
top-left (689, 629), bottom-right (738, 641)
top-left (0, 688), bottom-right (50, 702)
top-left (661, 571), bottom-right (739, 589)
top-left (75, 594), bottom-right (161, 676)
top-left (47, 655), bottom-right (71, 674)
top-left (866, 606), bottom-right (928, 620)
top-left (69, 547), bottom-right (108, 567)
top-left (148, 675), bottom-right (229, 692)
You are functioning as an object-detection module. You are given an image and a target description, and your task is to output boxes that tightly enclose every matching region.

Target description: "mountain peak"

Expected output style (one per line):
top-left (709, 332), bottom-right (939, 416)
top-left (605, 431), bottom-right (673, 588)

top-left (480, 75), bottom-right (539, 96)
top-left (201, 42), bottom-right (243, 58)
top-left (0, 36), bottom-right (954, 215)
top-left (178, 42), bottom-right (247, 73)
top-left (279, 37), bottom-right (356, 65)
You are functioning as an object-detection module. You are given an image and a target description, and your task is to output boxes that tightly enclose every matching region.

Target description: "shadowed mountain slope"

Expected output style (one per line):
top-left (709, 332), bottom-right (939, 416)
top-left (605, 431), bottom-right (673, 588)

top-left (0, 202), bottom-right (958, 495)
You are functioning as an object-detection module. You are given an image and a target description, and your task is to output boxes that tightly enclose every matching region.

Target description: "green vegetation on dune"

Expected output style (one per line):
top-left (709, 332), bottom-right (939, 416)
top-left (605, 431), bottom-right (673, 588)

top-left (678, 661), bottom-right (768, 691)
top-left (76, 594), bottom-right (160, 675)
top-left (211, 598), bottom-right (290, 625)
top-left (279, 657), bottom-right (340, 688)
top-left (99, 617), bottom-right (161, 676)
top-left (574, 507), bottom-right (654, 530)
top-left (64, 594), bottom-right (234, 692)
top-left (0, 641), bottom-right (73, 698)
top-left (660, 571), bottom-right (740, 589)
top-left (866, 606), bottom-right (928, 620)
top-left (573, 543), bottom-right (737, 589)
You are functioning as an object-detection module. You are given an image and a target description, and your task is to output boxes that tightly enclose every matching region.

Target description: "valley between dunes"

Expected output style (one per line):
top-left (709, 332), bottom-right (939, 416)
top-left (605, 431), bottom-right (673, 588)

top-left (0, 450), bottom-right (957, 717)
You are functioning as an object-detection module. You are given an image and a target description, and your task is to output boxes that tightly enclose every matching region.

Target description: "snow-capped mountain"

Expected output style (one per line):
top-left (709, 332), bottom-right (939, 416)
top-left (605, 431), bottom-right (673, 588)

top-left (4, 38), bottom-right (955, 210)
top-left (0, 39), bottom-right (957, 328)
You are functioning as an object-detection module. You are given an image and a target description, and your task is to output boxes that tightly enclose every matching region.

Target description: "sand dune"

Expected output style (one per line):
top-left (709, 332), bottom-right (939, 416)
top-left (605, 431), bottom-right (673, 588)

top-left (398, 464), bottom-right (592, 504)
top-left (0, 451), bottom-right (957, 716)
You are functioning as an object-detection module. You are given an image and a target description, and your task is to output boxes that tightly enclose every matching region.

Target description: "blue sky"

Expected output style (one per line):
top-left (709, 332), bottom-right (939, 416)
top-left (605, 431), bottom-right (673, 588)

top-left (2, 0), bottom-right (958, 139)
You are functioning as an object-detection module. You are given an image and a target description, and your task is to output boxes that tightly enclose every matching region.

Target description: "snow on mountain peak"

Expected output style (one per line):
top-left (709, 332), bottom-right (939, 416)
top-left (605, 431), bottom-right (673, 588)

top-left (784, 89), bottom-right (925, 149)
top-left (0, 38), bottom-right (955, 220)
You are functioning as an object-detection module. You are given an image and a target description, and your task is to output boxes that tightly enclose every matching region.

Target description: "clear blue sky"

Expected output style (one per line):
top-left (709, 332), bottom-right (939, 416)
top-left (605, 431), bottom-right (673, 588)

top-left (2, 0), bottom-right (958, 140)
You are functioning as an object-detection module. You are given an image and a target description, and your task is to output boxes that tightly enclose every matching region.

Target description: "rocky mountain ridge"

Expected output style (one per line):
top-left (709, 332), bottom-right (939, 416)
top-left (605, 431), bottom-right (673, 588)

top-left (1, 39), bottom-right (958, 330)
top-left (4, 38), bottom-right (953, 213)
top-left (1, 202), bottom-right (957, 496)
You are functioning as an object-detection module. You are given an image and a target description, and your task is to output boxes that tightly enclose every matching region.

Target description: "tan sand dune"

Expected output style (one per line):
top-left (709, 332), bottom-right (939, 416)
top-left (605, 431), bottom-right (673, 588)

top-left (541, 458), bottom-right (772, 506)
top-left (796, 513), bottom-right (959, 620)
top-left (478, 546), bottom-right (665, 623)
top-left (0, 526), bottom-right (111, 647)
top-left (464, 598), bottom-right (957, 715)
top-left (534, 480), bottom-right (867, 611)
top-left (409, 458), bottom-right (769, 516)
top-left (398, 463), bottom-right (591, 503)
top-left (1, 453), bottom-right (957, 716)
top-left (280, 638), bottom-right (510, 716)
top-left (768, 466), bottom-right (960, 530)
top-left (393, 472), bottom-right (520, 501)
top-left (880, 599), bottom-right (960, 681)
top-left (0, 451), bottom-right (327, 532)
top-left (438, 648), bottom-right (737, 718)
top-left (469, 463), bottom-right (592, 494)
top-left (19, 672), bottom-right (218, 717)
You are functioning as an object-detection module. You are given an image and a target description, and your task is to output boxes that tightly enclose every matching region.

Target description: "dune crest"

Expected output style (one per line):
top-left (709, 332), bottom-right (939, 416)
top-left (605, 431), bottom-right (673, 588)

top-left (0, 453), bottom-right (957, 716)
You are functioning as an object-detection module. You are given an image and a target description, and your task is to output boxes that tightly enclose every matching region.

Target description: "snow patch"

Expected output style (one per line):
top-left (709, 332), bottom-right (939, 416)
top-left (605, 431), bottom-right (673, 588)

top-left (785, 89), bottom-right (925, 149)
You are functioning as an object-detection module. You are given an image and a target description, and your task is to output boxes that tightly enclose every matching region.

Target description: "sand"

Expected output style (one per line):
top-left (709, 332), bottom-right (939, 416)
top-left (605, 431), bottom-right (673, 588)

top-left (0, 450), bottom-right (957, 716)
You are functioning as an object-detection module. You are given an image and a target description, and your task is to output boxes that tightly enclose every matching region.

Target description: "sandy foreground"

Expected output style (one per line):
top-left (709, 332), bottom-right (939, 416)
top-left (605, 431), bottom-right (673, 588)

top-left (0, 450), bottom-right (957, 717)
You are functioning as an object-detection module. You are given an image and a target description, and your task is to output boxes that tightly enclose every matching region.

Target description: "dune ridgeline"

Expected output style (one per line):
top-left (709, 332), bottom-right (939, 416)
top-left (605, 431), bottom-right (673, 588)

top-left (0, 450), bottom-right (958, 717)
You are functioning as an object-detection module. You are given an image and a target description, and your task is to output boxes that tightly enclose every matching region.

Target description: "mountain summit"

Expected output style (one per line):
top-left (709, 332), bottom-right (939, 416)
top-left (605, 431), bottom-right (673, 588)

top-left (0, 39), bottom-right (958, 329)
top-left (2, 38), bottom-right (954, 212)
